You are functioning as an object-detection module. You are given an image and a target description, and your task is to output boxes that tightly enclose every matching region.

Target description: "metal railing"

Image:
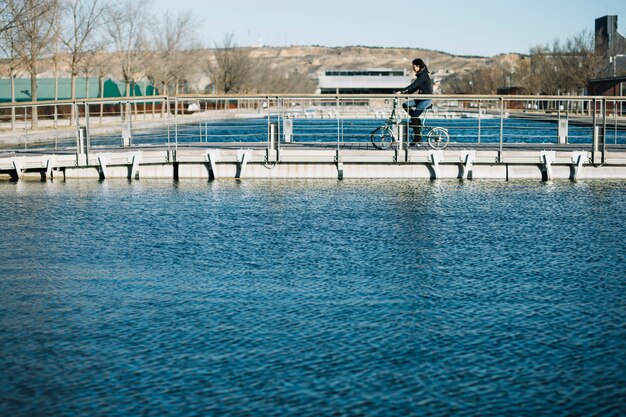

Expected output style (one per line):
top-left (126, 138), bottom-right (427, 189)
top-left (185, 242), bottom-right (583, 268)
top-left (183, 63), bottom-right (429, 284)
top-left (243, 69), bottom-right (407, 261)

top-left (1, 94), bottom-right (625, 153)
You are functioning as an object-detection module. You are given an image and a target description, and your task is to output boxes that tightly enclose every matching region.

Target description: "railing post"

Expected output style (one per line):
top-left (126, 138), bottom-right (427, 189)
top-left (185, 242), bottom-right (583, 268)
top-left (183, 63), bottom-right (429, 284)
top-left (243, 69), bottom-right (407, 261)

top-left (395, 122), bottom-right (404, 151)
top-left (477, 100), bottom-right (482, 144)
top-left (121, 100), bottom-right (132, 147)
top-left (75, 101), bottom-right (88, 165)
top-left (268, 121), bottom-right (279, 163)
top-left (174, 97), bottom-right (178, 151)
top-left (84, 101), bottom-right (90, 161)
top-left (591, 98), bottom-right (605, 165)
top-left (558, 119), bottom-right (568, 144)
top-left (498, 96), bottom-right (504, 161)
top-left (601, 97), bottom-right (607, 164)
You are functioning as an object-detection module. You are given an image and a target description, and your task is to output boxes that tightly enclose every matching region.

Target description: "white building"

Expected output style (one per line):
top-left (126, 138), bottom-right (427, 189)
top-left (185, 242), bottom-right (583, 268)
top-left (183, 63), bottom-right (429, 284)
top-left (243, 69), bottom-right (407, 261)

top-left (317, 68), bottom-right (411, 94)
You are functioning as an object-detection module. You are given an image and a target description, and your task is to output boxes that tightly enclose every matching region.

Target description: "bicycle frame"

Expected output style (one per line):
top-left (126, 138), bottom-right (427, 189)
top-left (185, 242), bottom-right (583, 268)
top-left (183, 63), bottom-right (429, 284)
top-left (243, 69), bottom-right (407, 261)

top-left (370, 96), bottom-right (449, 150)
top-left (385, 97), bottom-right (400, 128)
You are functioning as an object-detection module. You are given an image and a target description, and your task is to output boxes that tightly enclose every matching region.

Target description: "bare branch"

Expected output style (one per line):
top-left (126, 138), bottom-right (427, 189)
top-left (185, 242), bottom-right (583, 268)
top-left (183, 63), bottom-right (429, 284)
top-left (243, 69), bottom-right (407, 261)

top-left (206, 33), bottom-right (253, 94)
top-left (105, 0), bottom-right (150, 95)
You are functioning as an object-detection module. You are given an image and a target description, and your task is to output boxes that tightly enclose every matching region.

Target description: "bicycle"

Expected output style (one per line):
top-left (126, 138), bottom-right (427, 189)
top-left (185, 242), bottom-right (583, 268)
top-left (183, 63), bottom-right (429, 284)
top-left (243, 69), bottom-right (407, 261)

top-left (370, 97), bottom-right (450, 150)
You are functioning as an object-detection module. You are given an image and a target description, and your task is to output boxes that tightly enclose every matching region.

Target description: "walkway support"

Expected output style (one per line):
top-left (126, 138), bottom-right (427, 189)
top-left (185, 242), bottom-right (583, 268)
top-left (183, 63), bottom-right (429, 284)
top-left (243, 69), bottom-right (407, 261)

top-left (44, 156), bottom-right (57, 181)
top-left (205, 149), bottom-right (220, 180)
top-left (336, 149), bottom-right (344, 180)
top-left (571, 151), bottom-right (586, 180)
top-left (11, 157), bottom-right (23, 181)
top-left (429, 150), bottom-right (443, 179)
top-left (460, 151), bottom-right (476, 180)
top-left (97, 154), bottom-right (108, 180)
top-left (541, 150), bottom-right (556, 181)
top-left (236, 150), bottom-right (250, 179)
top-left (129, 152), bottom-right (141, 180)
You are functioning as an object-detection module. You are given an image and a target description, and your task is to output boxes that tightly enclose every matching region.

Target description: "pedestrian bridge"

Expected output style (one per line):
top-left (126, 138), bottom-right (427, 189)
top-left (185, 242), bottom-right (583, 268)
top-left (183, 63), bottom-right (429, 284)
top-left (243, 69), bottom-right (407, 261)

top-left (1, 94), bottom-right (625, 181)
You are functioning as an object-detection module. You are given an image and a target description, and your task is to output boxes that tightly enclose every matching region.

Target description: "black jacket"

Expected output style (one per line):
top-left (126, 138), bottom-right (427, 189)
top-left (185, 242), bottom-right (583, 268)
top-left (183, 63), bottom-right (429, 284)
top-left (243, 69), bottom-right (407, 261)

top-left (399, 69), bottom-right (433, 95)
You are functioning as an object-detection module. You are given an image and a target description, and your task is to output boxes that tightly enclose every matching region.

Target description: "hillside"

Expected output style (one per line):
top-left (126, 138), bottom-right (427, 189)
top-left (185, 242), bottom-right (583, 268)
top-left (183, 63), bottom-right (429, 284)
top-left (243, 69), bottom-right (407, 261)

top-left (2, 46), bottom-right (521, 94)
top-left (209, 46), bottom-right (519, 93)
top-left (247, 46), bottom-right (495, 72)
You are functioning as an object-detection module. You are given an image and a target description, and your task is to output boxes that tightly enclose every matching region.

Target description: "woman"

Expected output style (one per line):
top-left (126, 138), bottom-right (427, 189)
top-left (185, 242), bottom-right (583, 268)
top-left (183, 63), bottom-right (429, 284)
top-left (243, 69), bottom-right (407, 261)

top-left (397, 58), bottom-right (433, 143)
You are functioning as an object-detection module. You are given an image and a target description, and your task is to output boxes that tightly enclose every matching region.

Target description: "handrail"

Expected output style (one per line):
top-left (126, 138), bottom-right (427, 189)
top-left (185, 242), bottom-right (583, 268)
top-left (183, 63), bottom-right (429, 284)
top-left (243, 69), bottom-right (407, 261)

top-left (175, 93), bottom-right (626, 101)
top-left (1, 93), bottom-right (624, 153)
top-left (2, 93), bottom-right (626, 108)
top-left (0, 95), bottom-right (168, 108)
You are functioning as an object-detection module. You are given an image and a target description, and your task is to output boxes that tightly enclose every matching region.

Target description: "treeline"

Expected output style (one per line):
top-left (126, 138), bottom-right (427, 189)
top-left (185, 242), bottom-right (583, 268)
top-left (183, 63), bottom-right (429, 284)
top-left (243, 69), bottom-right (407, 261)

top-left (0, 0), bottom-right (315, 125)
top-left (441, 30), bottom-right (613, 95)
top-left (1, 0), bottom-right (618, 114)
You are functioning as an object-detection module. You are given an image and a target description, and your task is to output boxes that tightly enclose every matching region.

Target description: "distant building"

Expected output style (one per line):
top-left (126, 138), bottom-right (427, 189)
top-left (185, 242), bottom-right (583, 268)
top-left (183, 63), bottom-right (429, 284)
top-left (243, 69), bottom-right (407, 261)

top-left (317, 68), bottom-right (411, 94)
top-left (595, 15), bottom-right (626, 79)
top-left (589, 15), bottom-right (626, 115)
top-left (588, 75), bottom-right (626, 96)
top-left (496, 86), bottom-right (526, 95)
top-left (595, 15), bottom-right (626, 59)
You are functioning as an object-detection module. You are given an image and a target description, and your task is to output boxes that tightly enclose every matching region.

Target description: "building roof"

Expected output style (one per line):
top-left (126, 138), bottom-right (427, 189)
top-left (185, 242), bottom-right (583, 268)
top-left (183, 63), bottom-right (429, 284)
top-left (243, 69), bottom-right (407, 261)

top-left (318, 68), bottom-right (411, 92)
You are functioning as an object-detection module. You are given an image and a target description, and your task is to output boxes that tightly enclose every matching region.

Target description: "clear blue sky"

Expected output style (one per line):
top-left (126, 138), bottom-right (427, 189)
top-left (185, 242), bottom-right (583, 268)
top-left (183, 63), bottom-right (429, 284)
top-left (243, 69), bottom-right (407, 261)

top-left (151, 0), bottom-right (626, 56)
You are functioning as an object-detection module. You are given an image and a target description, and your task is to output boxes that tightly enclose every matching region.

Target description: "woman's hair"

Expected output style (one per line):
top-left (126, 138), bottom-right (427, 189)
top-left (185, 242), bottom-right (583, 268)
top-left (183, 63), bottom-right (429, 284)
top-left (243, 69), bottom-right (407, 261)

top-left (412, 58), bottom-right (428, 71)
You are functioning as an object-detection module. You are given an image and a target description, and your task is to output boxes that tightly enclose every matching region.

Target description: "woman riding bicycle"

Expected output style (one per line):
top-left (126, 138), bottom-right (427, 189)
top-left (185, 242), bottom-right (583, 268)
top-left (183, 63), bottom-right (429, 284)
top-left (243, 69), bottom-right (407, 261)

top-left (396, 58), bottom-right (433, 144)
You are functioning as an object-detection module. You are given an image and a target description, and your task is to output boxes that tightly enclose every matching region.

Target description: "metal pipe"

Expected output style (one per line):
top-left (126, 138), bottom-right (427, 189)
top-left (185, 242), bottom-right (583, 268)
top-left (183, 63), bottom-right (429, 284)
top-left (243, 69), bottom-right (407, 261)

top-left (174, 97), bottom-right (178, 152)
top-left (499, 97), bottom-right (504, 157)
top-left (477, 100), bottom-right (481, 144)
top-left (602, 98), bottom-right (607, 164)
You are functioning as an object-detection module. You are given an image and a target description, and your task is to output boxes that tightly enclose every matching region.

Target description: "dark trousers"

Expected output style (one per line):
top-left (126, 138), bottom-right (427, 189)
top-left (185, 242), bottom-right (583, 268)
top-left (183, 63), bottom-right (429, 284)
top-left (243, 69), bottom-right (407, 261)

top-left (402, 99), bottom-right (432, 142)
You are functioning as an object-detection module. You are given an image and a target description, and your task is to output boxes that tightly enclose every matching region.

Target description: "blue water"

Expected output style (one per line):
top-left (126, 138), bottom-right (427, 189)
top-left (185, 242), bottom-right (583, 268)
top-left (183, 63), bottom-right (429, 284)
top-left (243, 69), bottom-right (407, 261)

top-left (43, 117), bottom-right (626, 149)
top-left (1, 179), bottom-right (625, 416)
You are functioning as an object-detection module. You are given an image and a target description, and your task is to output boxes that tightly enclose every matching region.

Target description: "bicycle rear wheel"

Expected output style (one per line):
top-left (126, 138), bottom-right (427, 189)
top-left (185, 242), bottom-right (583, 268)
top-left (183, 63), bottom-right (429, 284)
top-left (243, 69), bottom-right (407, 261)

top-left (427, 127), bottom-right (450, 150)
top-left (370, 126), bottom-right (394, 150)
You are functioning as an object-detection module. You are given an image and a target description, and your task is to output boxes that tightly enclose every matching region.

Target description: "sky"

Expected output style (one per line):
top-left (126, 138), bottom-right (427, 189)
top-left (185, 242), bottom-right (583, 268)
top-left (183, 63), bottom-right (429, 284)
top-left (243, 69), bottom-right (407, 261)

top-left (150, 0), bottom-right (626, 57)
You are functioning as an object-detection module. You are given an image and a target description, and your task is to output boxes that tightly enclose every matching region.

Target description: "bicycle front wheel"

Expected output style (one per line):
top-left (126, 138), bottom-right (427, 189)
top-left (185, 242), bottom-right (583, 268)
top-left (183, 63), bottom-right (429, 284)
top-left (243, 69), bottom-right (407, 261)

top-left (427, 127), bottom-right (450, 150)
top-left (370, 126), bottom-right (394, 150)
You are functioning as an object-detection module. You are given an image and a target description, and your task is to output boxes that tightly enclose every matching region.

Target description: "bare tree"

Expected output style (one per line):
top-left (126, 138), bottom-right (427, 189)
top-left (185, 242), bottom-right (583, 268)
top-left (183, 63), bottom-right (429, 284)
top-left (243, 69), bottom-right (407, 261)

top-left (553, 30), bottom-right (604, 94)
top-left (147, 9), bottom-right (199, 96)
top-left (0, 0), bottom-right (28, 35)
top-left (514, 56), bottom-right (533, 95)
top-left (6, 0), bottom-right (59, 127)
top-left (206, 33), bottom-right (252, 94)
top-left (517, 31), bottom-right (605, 96)
top-left (441, 60), bottom-right (516, 95)
top-left (105, 0), bottom-right (149, 97)
top-left (0, 1), bottom-right (25, 129)
top-left (246, 62), bottom-right (315, 94)
top-left (443, 29), bottom-right (605, 96)
top-left (60, 0), bottom-right (107, 113)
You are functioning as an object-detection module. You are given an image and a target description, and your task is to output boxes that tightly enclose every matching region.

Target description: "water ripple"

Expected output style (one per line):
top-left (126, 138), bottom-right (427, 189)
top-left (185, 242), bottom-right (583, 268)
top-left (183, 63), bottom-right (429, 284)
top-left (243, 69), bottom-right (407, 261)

top-left (0, 179), bottom-right (624, 417)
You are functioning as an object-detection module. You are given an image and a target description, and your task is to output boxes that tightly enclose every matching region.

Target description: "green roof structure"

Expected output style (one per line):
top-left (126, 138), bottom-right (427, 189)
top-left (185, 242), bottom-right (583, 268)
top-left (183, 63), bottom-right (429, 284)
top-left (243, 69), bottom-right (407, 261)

top-left (0, 77), bottom-right (157, 102)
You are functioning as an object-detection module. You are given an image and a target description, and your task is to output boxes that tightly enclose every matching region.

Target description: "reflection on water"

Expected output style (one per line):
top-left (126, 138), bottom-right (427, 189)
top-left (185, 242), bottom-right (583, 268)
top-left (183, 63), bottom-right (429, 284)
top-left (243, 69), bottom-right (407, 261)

top-left (0, 179), bottom-right (625, 416)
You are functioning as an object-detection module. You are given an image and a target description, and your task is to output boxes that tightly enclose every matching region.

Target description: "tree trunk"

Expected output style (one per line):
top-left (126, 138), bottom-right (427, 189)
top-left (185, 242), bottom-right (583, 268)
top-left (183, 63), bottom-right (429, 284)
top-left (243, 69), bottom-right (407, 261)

top-left (99, 75), bottom-right (104, 124)
top-left (30, 71), bottom-right (38, 128)
top-left (161, 81), bottom-right (167, 117)
top-left (54, 64), bottom-right (58, 129)
top-left (10, 71), bottom-right (16, 131)
top-left (71, 73), bottom-right (77, 126)
top-left (125, 80), bottom-right (131, 121)
top-left (152, 80), bottom-right (156, 118)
